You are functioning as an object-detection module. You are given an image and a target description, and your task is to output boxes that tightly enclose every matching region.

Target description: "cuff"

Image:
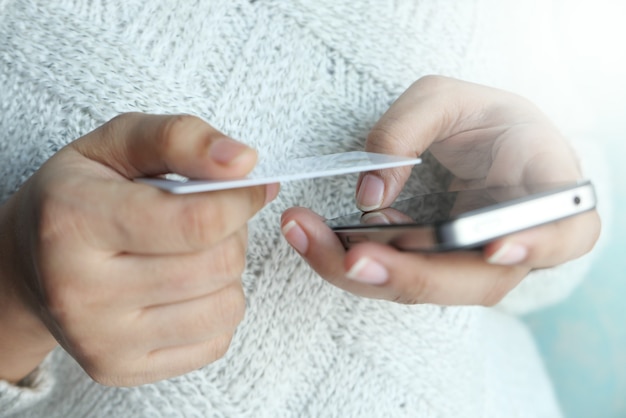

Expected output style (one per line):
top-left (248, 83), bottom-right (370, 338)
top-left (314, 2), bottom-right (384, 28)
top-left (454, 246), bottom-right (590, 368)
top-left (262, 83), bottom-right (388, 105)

top-left (0, 352), bottom-right (55, 416)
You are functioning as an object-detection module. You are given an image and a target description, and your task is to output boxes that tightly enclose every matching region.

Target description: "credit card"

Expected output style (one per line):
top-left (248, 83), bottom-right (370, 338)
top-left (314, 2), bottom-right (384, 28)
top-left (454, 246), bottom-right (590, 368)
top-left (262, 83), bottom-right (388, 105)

top-left (135, 151), bottom-right (421, 194)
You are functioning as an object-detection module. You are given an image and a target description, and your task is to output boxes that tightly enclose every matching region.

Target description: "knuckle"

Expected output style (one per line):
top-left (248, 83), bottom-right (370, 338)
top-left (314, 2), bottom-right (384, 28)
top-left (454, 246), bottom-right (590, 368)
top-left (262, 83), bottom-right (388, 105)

top-left (77, 348), bottom-right (122, 386)
top-left (37, 177), bottom-right (107, 253)
top-left (368, 122), bottom-right (404, 151)
top-left (192, 285), bottom-right (245, 335)
top-left (84, 351), bottom-right (163, 387)
top-left (367, 121), bottom-right (422, 157)
top-left (100, 112), bottom-right (136, 140)
top-left (215, 234), bottom-right (248, 278)
top-left (391, 293), bottom-right (422, 305)
top-left (389, 272), bottom-right (431, 305)
top-left (78, 338), bottom-right (149, 387)
top-left (108, 112), bottom-right (139, 130)
top-left (208, 334), bottom-right (234, 362)
top-left (191, 309), bottom-right (216, 335)
top-left (216, 284), bottom-right (246, 329)
top-left (179, 195), bottom-right (255, 250)
top-left (84, 364), bottom-right (129, 387)
top-left (93, 112), bottom-right (143, 154)
top-left (156, 114), bottom-right (201, 153)
top-left (480, 267), bottom-right (529, 306)
top-left (83, 366), bottom-right (111, 386)
top-left (413, 74), bottom-right (452, 92)
top-left (179, 200), bottom-right (225, 249)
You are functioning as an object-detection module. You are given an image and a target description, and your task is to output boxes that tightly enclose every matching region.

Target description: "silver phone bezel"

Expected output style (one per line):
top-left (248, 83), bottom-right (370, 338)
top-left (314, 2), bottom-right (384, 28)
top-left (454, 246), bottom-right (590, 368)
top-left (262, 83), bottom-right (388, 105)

top-left (331, 181), bottom-right (596, 251)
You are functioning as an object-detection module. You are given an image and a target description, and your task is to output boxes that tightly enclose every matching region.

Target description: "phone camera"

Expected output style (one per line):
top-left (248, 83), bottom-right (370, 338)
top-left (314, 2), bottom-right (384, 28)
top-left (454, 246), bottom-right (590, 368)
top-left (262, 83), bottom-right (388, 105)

top-left (573, 196), bottom-right (581, 205)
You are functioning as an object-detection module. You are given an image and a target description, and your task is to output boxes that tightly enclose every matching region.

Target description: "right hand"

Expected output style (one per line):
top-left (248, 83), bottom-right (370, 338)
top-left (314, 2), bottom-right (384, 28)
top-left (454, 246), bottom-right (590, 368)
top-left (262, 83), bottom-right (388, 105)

top-left (0, 113), bottom-right (278, 386)
top-left (282, 76), bottom-right (599, 306)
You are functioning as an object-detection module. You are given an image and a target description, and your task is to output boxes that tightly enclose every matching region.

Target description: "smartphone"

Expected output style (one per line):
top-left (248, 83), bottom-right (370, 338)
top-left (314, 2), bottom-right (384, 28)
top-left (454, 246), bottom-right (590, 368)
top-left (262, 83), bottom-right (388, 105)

top-left (327, 180), bottom-right (597, 252)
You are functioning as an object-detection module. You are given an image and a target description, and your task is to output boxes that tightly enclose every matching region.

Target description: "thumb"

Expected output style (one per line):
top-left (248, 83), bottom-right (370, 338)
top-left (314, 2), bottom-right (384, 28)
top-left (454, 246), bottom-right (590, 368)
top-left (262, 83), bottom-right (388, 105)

top-left (356, 75), bottom-right (501, 211)
top-left (71, 113), bottom-right (257, 180)
top-left (355, 129), bottom-right (416, 211)
top-left (356, 76), bottom-right (452, 211)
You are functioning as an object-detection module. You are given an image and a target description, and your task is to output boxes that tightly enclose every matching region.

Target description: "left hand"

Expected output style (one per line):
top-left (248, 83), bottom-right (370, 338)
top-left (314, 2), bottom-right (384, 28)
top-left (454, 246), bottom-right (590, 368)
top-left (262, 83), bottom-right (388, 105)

top-left (281, 76), bottom-right (601, 305)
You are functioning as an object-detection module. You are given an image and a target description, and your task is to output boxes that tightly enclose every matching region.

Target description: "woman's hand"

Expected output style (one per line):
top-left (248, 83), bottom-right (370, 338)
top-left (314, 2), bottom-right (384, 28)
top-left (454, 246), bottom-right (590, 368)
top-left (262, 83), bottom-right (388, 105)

top-left (0, 113), bottom-right (278, 386)
top-left (281, 76), bottom-right (600, 305)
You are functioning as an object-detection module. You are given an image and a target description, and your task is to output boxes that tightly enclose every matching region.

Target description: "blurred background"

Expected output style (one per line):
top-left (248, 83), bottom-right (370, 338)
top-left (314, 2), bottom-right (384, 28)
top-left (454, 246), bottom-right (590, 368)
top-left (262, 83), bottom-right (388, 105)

top-left (522, 1), bottom-right (625, 417)
top-left (525, 137), bottom-right (625, 418)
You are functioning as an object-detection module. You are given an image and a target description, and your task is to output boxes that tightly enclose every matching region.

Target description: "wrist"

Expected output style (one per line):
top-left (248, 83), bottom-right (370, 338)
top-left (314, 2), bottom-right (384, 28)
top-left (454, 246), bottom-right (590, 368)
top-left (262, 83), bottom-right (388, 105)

top-left (0, 304), bottom-right (57, 384)
top-left (0, 200), bottom-right (57, 383)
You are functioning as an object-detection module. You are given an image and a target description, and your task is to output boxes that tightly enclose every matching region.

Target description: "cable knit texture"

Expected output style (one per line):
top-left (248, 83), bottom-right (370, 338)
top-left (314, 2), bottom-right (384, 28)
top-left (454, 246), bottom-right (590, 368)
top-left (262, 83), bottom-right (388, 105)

top-left (0, 0), bottom-right (609, 417)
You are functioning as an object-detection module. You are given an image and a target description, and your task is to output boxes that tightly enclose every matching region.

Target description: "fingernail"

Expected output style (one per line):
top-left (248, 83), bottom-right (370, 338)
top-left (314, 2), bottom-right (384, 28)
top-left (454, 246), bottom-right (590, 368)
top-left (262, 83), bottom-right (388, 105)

top-left (356, 174), bottom-right (385, 211)
top-left (209, 137), bottom-right (253, 165)
top-left (361, 211), bottom-right (390, 225)
top-left (487, 243), bottom-right (528, 265)
top-left (346, 257), bottom-right (389, 285)
top-left (282, 220), bottom-right (309, 254)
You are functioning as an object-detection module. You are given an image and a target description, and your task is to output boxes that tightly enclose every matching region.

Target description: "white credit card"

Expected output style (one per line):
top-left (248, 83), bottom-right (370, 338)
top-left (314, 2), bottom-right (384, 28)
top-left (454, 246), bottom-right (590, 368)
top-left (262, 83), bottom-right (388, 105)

top-left (135, 151), bottom-right (421, 194)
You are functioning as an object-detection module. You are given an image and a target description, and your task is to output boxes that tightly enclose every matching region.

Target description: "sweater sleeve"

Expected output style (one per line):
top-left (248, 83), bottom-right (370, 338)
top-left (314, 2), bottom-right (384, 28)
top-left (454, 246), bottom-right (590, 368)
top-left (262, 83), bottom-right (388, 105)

top-left (0, 353), bottom-right (55, 416)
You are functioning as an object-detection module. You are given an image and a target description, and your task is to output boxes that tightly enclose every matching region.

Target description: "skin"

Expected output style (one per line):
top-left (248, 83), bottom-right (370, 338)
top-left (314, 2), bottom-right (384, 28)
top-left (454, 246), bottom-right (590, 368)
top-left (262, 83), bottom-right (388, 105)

top-left (0, 113), bottom-right (279, 386)
top-left (0, 76), bottom-right (601, 387)
top-left (282, 75), bottom-right (601, 305)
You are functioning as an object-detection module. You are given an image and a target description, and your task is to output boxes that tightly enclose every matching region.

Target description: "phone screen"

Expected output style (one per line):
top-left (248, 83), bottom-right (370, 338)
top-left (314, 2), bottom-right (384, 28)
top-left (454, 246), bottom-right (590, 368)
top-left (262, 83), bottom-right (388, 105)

top-left (327, 181), bottom-right (595, 251)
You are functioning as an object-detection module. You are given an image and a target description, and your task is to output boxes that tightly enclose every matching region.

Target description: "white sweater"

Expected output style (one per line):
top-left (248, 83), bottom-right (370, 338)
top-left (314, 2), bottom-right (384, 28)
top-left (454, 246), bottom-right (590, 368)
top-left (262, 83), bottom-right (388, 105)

top-left (0, 1), bottom-right (608, 417)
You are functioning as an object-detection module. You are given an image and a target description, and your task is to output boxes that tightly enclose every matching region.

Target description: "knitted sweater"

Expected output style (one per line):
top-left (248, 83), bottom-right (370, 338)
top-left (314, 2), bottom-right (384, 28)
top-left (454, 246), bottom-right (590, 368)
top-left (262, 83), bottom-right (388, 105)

top-left (0, 1), bottom-right (608, 417)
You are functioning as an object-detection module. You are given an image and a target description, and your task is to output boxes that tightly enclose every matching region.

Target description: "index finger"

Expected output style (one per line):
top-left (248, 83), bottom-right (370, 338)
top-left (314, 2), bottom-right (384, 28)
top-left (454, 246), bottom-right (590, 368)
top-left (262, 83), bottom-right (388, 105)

top-left (281, 206), bottom-right (530, 305)
top-left (71, 113), bottom-right (258, 180)
top-left (357, 76), bottom-right (507, 210)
